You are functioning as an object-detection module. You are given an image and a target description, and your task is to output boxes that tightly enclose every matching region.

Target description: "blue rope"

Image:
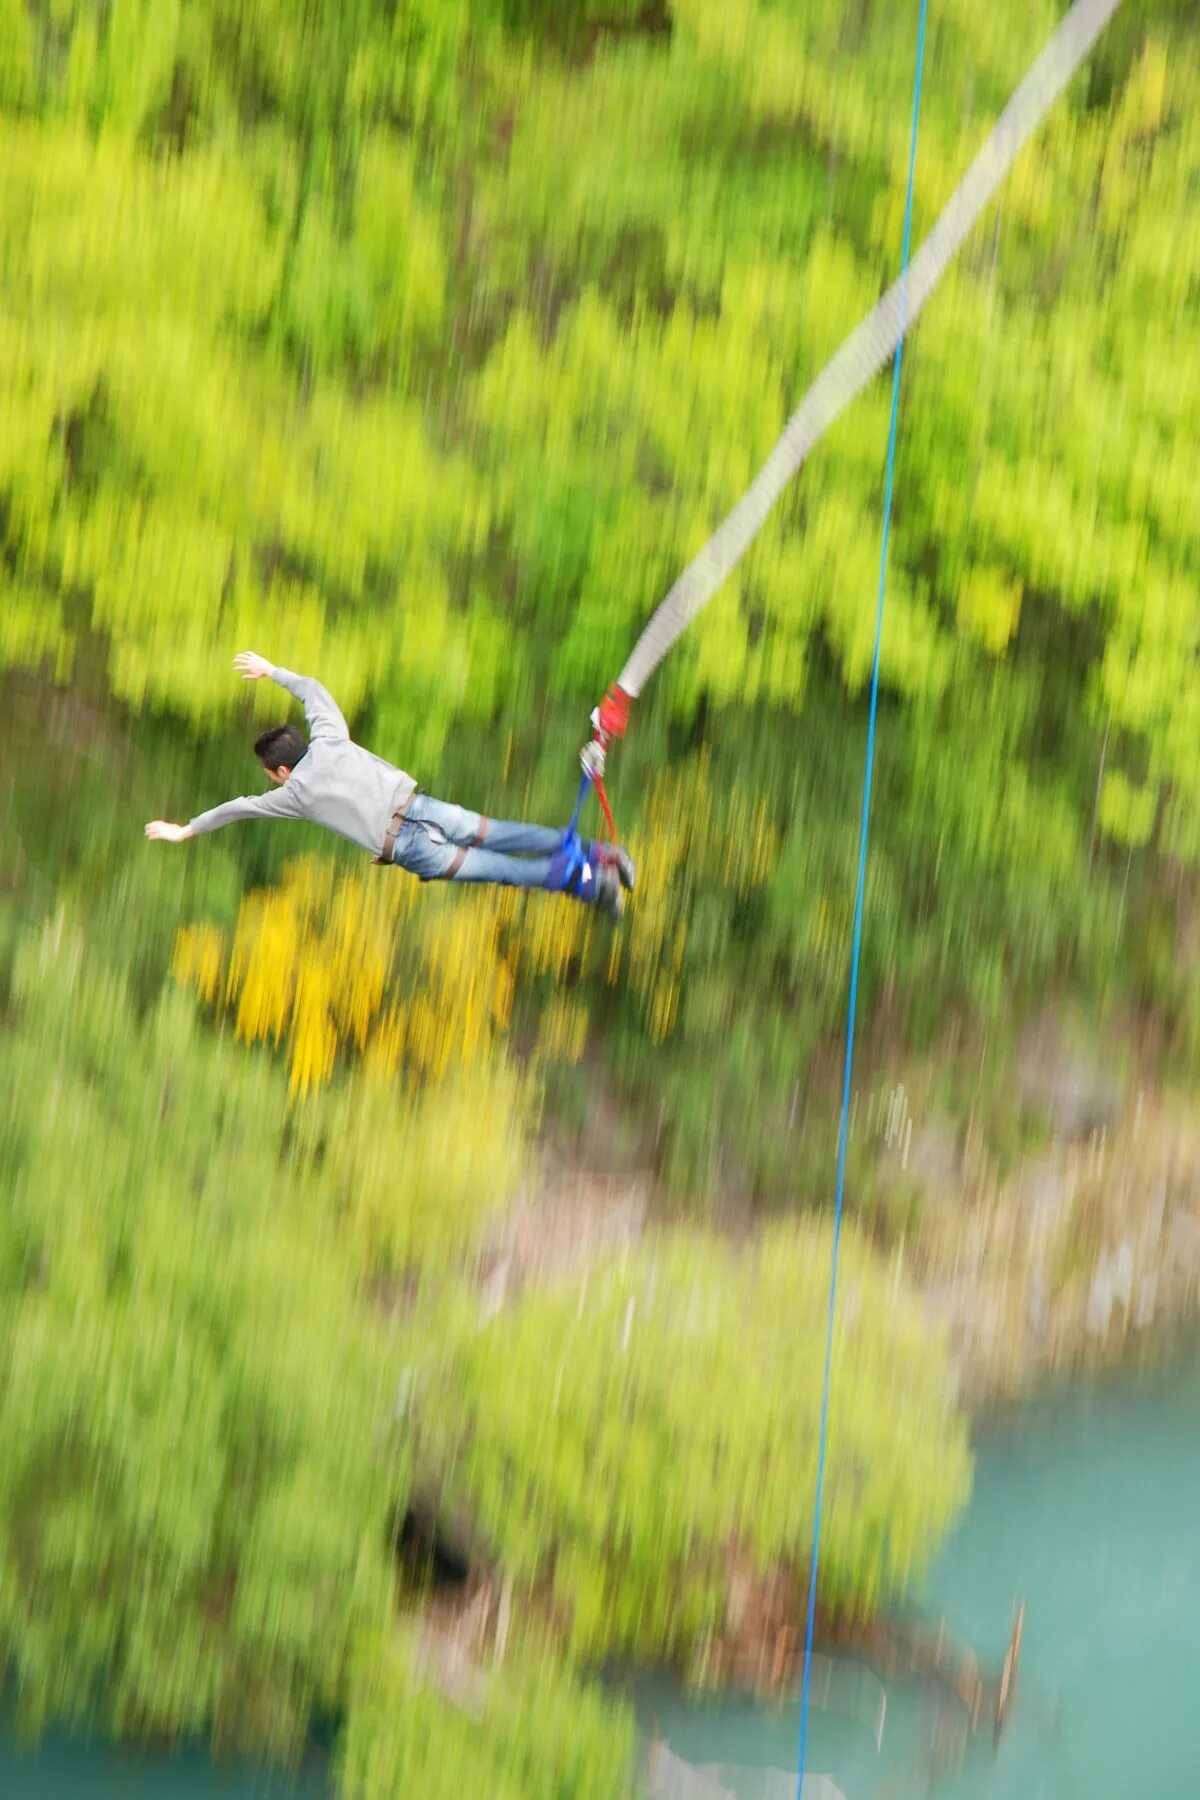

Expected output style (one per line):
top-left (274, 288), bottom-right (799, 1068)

top-left (793, 6), bottom-right (928, 1795)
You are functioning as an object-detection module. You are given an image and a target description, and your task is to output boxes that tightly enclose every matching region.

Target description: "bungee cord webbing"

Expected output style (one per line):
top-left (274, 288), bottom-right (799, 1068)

top-left (613, 0), bottom-right (1125, 709)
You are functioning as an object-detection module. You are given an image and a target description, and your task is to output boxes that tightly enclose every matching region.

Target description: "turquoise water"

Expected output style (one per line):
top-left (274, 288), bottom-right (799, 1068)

top-left (0, 1730), bottom-right (329, 1798)
top-left (4, 1358), bottom-right (1197, 1797)
top-left (645, 1355), bottom-right (1200, 1798)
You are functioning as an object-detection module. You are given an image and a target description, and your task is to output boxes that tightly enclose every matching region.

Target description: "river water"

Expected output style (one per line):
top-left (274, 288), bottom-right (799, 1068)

top-left (4, 1356), bottom-right (1197, 1798)
top-left (644, 1352), bottom-right (1200, 1799)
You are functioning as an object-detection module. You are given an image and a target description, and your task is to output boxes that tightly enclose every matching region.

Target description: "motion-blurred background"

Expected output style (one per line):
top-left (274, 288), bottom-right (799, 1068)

top-left (1, 2), bottom-right (1197, 1795)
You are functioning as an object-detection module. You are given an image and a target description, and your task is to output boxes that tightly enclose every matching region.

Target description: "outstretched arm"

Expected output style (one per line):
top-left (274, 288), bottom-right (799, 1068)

top-left (234, 650), bottom-right (349, 744)
top-left (145, 652), bottom-right (343, 844)
top-left (146, 784), bottom-right (303, 844)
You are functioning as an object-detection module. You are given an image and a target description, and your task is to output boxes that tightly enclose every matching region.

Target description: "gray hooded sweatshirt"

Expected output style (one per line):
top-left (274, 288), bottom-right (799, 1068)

top-left (188, 667), bottom-right (416, 857)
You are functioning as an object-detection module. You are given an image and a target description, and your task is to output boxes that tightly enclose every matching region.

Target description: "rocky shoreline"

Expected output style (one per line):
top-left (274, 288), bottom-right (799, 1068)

top-left (871, 1020), bottom-right (1200, 1406)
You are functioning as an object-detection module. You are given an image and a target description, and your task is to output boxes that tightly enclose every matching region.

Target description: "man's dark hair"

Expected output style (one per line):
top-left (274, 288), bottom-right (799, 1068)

top-left (254, 724), bottom-right (307, 771)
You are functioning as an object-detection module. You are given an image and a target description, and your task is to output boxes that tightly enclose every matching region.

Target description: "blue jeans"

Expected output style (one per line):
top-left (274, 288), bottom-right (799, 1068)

top-left (391, 793), bottom-right (566, 888)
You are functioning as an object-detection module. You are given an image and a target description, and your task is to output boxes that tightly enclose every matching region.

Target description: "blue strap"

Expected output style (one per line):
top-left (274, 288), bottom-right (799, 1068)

top-left (564, 770), bottom-right (591, 842)
top-left (553, 770), bottom-right (592, 894)
top-left (558, 833), bottom-right (587, 894)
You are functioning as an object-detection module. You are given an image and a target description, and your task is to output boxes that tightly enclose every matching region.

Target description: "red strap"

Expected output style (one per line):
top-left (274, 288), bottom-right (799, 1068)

top-left (592, 772), bottom-right (618, 842)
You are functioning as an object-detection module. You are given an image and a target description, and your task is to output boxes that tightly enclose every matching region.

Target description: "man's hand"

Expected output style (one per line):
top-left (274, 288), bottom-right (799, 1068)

top-left (145, 821), bottom-right (193, 843)
top-left (233, 651), bottom-right (274, 681)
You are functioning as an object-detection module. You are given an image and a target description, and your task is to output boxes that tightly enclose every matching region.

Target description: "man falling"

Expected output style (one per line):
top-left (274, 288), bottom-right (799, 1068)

top-left (145, 653), bottom-right (633, 921)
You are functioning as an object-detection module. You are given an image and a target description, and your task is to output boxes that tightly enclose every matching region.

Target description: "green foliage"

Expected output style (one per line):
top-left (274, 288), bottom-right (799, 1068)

top-left (299, 1059), bottom-right (529, 1283)
top-left (1, 0), bottom-right (1198, 1775)
top-left (280, 133), bottom-right (446, 380)
top-left (0, 914), bottom-right (401, 1757)
top-left (427, 1225), bottom-right (971, 1661)
top-left (0, 0), bottom-right (1196, 1146)
top-left (1098, 766), bottom-right (1156, 851)
top-left (0, 0), bottom-right (34, 110)
top-left (339, 1629), bottom-right (638, 1800)
top-left (0, 765), bottom-right (974, 1781)
top-left (0, 0), bottom-right (1194, 856)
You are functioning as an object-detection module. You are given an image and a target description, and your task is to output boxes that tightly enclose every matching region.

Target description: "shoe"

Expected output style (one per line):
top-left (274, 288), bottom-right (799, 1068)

top-left (611, 845), bottom-right (637, 892)
top-left (591, 842), bottom-right (637, 892)
top-left (592, 864), bottom-right (626, 924)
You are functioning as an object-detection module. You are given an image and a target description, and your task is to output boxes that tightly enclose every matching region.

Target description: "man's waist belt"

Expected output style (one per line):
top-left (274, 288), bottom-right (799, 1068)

top-left (374, 791), bottom-right (415, 864)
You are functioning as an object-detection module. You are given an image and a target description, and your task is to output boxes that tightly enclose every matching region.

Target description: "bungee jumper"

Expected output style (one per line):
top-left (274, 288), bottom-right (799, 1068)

top-left (144, 652), bottom-right (635, 923)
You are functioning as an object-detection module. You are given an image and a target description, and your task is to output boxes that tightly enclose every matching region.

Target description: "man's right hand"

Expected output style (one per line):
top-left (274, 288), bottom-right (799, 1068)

top-left (145, 821), bottom-right (193, 843)
top-left (233, 651), bottom-right (274, 681)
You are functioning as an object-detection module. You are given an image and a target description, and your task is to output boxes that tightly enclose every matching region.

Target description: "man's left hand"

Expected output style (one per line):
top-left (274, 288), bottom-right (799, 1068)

top-left (233, 651), bottom-right (274, 681)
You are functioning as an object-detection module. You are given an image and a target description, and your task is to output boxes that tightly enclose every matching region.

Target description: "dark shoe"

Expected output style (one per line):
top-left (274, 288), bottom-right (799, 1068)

top-left (591, 841), bottom-right (637, 892)
top-left (611, 845), bottom-right (637, 892)
top-left (592, 864), bottom-right (626, 924)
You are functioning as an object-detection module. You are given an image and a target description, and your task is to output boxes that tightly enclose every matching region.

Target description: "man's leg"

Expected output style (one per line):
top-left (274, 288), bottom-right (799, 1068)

top-left (391, 815), bottom-right (624, 918)
top-left (410, 793), bottom-right (562, 858)
top-left (412, 793), bottom-right (636, 889)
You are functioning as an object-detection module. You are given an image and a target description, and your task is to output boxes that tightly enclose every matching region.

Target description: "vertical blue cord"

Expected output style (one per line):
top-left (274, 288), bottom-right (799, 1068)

top-left (793, 7), bottom-right (928, 1795)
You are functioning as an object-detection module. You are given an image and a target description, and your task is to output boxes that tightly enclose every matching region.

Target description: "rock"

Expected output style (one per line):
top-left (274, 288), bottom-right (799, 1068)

top-left (1018, 1152), bottom-right (1070, 1235)
top-left (1016, 1014), bottom-right (1125, 1141)
top-left (908, 1118), bottom-right (963, 1191)
top-left (876, 1114), bottom-right (962, 1206)
top-left (1085, 1239), bottom-right (1135, 1340)
top-left (1085, 1261), bottom-right (1114, 1338)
